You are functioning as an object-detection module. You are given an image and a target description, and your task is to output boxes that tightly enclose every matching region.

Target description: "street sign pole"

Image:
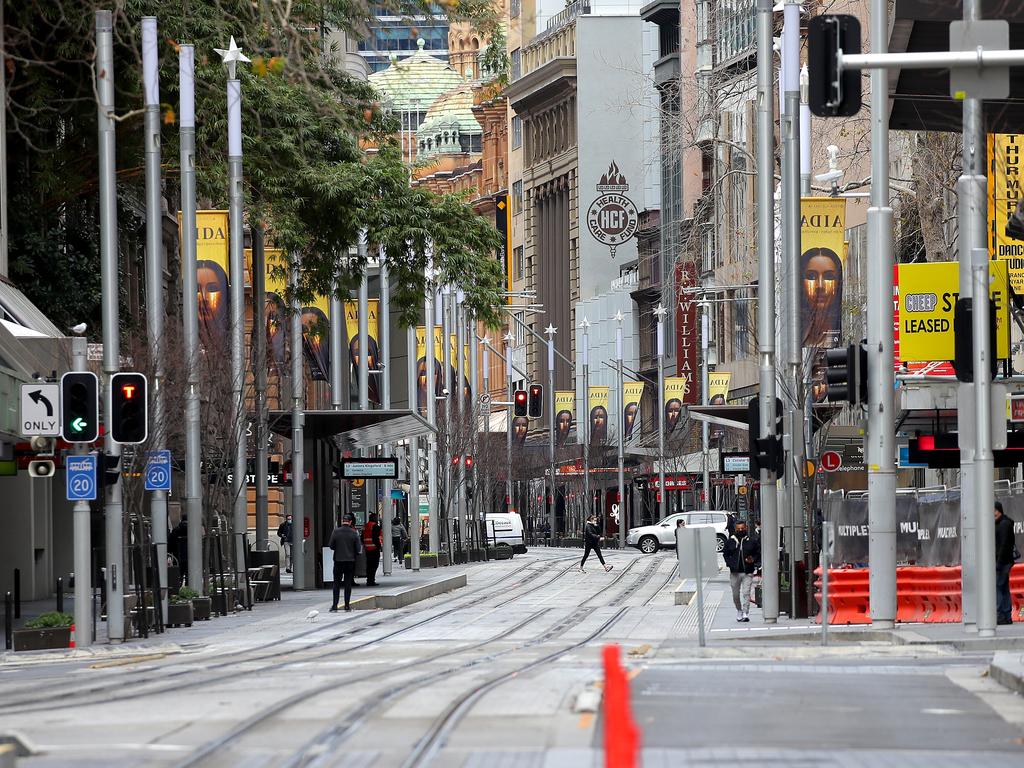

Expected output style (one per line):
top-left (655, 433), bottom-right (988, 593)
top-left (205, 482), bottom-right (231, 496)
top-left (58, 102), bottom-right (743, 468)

top-left (71, 335), bottom-right (92, 648)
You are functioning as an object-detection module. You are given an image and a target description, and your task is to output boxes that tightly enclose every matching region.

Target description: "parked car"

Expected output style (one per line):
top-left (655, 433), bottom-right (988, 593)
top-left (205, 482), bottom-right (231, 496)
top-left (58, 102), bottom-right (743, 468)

top-left (626, 511), bottom-right (733, 554)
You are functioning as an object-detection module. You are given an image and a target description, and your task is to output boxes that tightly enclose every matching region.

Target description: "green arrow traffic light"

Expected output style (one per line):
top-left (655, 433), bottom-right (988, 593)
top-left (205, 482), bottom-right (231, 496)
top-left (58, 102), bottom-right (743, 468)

top-left (71, 417), bottom-right (88, 433)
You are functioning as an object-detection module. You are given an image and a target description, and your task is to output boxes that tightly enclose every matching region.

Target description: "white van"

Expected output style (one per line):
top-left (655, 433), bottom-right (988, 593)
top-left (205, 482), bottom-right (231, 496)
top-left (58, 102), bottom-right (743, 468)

top-left (483, 512), bottom-right (525, 552)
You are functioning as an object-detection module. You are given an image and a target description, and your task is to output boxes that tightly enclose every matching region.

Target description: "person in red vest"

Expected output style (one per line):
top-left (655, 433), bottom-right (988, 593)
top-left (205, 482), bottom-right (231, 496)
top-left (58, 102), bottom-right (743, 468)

top-left (362, 512), bottom-right (382, 586)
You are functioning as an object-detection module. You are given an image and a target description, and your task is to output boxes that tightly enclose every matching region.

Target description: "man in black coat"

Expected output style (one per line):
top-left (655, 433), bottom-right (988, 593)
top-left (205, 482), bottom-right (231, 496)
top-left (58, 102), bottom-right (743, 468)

top-left (329, 513), bottom-right (363, 612)
top-left (995, 501), bottom-right (1016, 625)
top-left (723, 521), bottom-right (760, 622)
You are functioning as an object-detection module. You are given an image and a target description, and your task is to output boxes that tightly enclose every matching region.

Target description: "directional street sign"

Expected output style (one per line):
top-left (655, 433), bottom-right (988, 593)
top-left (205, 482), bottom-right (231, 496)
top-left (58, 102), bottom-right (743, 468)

top-left (66, 453), bottom-right (98, 501)
top-left (145, 449), bottom-right (172, 492)
top-left (20, 383), bottom-right (60, 437)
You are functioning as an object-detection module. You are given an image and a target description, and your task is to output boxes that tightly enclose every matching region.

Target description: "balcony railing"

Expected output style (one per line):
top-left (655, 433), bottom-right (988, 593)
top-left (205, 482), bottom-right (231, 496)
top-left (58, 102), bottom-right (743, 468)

top-left (534, 0), bottom-right (590, 44)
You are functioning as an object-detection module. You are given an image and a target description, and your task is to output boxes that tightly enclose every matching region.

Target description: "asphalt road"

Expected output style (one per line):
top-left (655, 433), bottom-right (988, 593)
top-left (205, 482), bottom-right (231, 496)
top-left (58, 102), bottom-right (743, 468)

top-left (0, 548), bottom-right (1022, 768)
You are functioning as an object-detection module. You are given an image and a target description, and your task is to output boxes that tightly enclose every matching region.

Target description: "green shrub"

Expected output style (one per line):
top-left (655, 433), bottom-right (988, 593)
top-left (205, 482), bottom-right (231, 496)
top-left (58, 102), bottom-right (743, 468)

top-left (177, 586), bottom-right (200, 600)
top-left (25, 611), bottom-right (73, 629)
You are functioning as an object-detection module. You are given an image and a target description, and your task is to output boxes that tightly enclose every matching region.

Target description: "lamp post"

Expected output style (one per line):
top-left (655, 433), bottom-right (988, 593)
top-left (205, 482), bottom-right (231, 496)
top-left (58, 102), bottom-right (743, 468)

top-left (546, 323), bottom-right (557, 544)
top-left (482, 335), bottom-right (492, 528)
top-left (616, 311), bottom-right (626, 549)
top-left (425, 280), bottom-right (440, 554)
top-left (406, 324), bottom-right (421, 571)
top-left (504, 330), bottom-right (514, 514)
top-left (700, 300), bottom-right (711, 509)
top-left (214, 36), bottom-right (251, 575)
top-left (580, 317), bottom-right (591, 526)
top-left (654, 303), bottom-right (667, 521)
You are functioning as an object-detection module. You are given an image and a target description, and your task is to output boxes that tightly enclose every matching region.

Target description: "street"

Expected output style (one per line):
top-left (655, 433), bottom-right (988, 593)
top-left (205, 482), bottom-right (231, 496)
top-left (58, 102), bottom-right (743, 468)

top-left (2, 549), bottom-right (1023, 767)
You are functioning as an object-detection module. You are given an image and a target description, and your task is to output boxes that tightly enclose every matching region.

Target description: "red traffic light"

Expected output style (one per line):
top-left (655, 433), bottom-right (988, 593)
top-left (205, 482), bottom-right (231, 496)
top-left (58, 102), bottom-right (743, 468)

top-left (464, 455), bottom-right (474, 469)
top-left (452, 455), bottom-right (460, 466)
top-left (514, 389), bottom-right (528, 416)
top-left (528, 384), bottom-right (543, 418)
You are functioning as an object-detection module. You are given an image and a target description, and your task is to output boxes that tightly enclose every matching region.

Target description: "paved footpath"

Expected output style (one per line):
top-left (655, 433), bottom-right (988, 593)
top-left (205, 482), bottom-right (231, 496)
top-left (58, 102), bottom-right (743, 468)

top-left (1, 549), bottom-right (1022, 767)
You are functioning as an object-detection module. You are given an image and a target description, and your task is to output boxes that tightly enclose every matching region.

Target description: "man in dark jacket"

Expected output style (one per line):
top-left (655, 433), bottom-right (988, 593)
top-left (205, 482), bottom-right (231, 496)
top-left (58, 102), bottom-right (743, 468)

top-left (329, 513), bottom-right (363, 612)
top-left (168, 514), bottom-right (189, 585)
top-left (580, 514), bottom-right (612, 572)
top-left (277, 514), bottom-right (293, 573)
top-left (995, 501), bottom-right (1016, 625)
top-left (723, 521), bottom-right (760, 622)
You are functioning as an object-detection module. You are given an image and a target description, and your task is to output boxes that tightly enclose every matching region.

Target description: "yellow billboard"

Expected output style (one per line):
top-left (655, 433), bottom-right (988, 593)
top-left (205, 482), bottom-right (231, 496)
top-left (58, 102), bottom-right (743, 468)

top-left (622, 381), bottom-right (644, 440)
top-left (555, 391), bottom-right (575, 447)
top-left (800, 197), bottom-right (847, 349)
top-left (708, 372), bottom-right (732, 404)
top-left (180, 209), bottom-right (230, 342)
top-left (988, 133), bottom-right (1024, 293)
top-left (588, 386), bottom-right (609, 445)
top-left (664, 377), bottom-right (687, 435)
top-left (896, 261), bottom-right (1010, 362)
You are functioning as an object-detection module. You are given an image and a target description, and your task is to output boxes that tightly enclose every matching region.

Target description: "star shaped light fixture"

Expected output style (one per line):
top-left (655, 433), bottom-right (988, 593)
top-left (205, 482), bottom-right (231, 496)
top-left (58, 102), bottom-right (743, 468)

top-left (503, 331), bottom-right (515, 346)
top-left (615, 311), bottom-right (624, 325)
top-left (654, 303), bottom-right (667, 321)
top-left (579, 316), bottom-right (590, 331)
top-left (481, 334), bottom-right (491, 348)
top-left (545, 324), bottom-right (557, 337)
top-left (214, 36), bottom-right (250, 79)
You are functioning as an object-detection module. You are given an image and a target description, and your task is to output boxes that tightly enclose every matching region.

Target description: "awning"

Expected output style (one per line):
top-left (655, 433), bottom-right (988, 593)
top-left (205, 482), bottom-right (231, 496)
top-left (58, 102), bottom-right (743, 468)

top-left (268, 409), bottom-right (435, 450)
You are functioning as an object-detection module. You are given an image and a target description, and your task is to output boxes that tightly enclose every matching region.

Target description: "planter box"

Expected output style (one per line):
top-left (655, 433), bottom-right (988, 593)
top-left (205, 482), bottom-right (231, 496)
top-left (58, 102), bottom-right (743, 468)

top-left (487, 547), bottom-right (513, 561)
top-left (167, 601), bottom-right (194, 628)
top-left (13, 626), bottom-right (71, 652)
top-left (192, 596), bottom-right (212, 621)
top-left (452, 551), bottom-right (469, 565)
top-left (211, 591), bottom-right (237, 615)
top-left (404, 553), bottom-right (451, 569)
top-left (468, 548), bottom-right (487, 562)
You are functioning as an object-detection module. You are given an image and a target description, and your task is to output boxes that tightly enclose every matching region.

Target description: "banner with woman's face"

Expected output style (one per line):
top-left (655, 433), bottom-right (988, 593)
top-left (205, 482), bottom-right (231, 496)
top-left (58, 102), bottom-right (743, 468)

top-left (512, 415), bottom-right (529, 446)
top-left (554, 391), bottom-right (575, 447)
top-left (346, 300), bottom-right (380, 401)
top-left (302, 299), bottom-right (331, 382)
top-left (622, 381), bottom-right (644, 440)
top-left (708, 371), bottom-right (731, 439)
top-left (588, 386), bottom-right (609, 446)
top-left (800, 197), bottom-right (847, 350)
top-left (415, 327), bottom-right (444, 414)
top-left (181, 210), bottom-right (230, 346)
top-left (664, 377), bottom-right (687, 435)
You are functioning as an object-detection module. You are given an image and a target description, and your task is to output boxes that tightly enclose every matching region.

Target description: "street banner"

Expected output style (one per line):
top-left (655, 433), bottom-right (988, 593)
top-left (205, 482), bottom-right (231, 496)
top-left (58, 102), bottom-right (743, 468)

top-left (512, 412), bottom-right (529, 446)
top-left (675, 261), bottom-right (699, 403)
top-left (708, 371), bottom-right (731, 438)
top-left (622, 381), bottom-right (644, 440)
top-left (180, 209), bottom-right (230, 341)
top-left (250, 248), bottom-right (289, 372)
top-left (896, 261), bottom-right (1010, 362)
top-left (555, 391), bottom-right (575, 446)
top-left (988, 133), bottom-right (1024, 293)
top-left (800, 197), bottom-right (846, 349)
top-left (415, 327), bottom-right (443, 413)
top-left (588, 386), bottom-right (610, 445)
top-left (344, 299), bottom-right (379, 398)
top-left (664, 377), bottom-right (687, 435)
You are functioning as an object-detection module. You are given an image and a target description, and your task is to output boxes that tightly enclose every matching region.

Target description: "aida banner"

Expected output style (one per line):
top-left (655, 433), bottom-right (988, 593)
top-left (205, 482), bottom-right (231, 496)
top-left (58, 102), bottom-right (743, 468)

top-left (708, 372), bottom-right (731, 404)
top-left (588, 386), bottom-right (610, 445)
top-left (248, 248), bottom-right (289, 372)
top-left (555, 391), bottom-right (575, 447)
top-left (988, 133), bottom-right (1024, 293)
top-left (622, 381), bottom-right (644, 440)
top-left (345, 300), bottom-right (380, 399)
top-left (179, 209), bottom-right (230, 342)
top-left (664, 377), bottom-right (687, 435)
top-left (800, 197), bottom-right (847, 350)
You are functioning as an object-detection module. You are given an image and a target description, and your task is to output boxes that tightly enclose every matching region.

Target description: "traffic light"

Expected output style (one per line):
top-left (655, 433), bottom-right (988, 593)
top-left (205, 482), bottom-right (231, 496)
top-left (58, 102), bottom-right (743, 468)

top-left (747, 396), bottom-right (784, 476)
top-left (61, 372), bottom-right (99, 442)
top-left (807, 15), bottom-right (862, 117)
top-left (528, 384), bottom-right (543, 418)
top-left (953, 298), bottom-right (998, 383)
top-left (824, 344), bottom-right (859, 405)
top-left (514, 389), bottom-right (528, 416)
top-left (464, 455), bottom-right (474, 470)
top-left (100, 453), bottom-right (121, 487)
top-left (110, 372), bottom-right (148, 444)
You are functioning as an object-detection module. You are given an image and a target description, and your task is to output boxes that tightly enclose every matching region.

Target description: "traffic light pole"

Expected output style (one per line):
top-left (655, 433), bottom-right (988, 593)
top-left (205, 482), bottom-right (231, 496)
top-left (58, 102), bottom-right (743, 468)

top-left (290, 256), bottom-right (306, 590)
top-left (656, 304), bottom-right (666, 522)
top-left (407, 323), bottom-right (422, 571)
top-left (547, 325), bottom-right (557, 544)
top-left (142, 17), bottom-right (168, 624)
top-left (381, 262), bottom-right (394, 576)
top-left (456, 296), bottom-right (466, 555)
top-left (616, 315), bottom-right (626, 550)
top-left (756, 0), bottom-right (780, 623)
top-left (425, 285), bottom-right (440, 554)
top-left (96, 11), bottom-right (124, 643)
top-left (71, 335), bottom-right (92, 647)
top-left (581, 319), bottom-right (591, 527)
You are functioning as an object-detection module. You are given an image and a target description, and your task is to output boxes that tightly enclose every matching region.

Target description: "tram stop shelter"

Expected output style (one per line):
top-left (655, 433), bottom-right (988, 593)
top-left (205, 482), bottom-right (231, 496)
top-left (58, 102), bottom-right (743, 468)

top-left (269, 409), bottom-right (435, 588)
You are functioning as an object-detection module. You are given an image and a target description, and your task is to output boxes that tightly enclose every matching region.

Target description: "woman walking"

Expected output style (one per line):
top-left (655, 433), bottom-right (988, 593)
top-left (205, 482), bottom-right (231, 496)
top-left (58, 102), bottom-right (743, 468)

top-left (580, 514), bottom-right (613, 572)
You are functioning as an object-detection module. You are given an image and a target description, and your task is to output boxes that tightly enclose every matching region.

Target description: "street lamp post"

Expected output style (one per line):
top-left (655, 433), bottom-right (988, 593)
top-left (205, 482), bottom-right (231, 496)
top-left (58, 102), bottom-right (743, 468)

top-left (483, 335), bottom-right (492, 529)
top-left (700, 300), bottom-right (711, 510)
top-left (546, 324), bottom-right (557, 544)
top-left (616, 312), bottom-right (626, 549)
top-left (504, 331), bottom-right (514, 514)
top-left (581, 317), bottom-right (591, 527)
top-left (425, 281), bottom-right (440, 554)
top-left (655, 303), bottom-right (667, 521)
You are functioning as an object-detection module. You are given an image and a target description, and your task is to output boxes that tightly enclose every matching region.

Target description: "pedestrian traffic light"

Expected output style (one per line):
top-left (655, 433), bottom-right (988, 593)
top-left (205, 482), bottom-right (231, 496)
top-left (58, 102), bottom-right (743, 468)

top-left (60, 372), bottom-right (99, 443)
top-left (824, 344), bottom-right (859, 405)
top-left (528, 384), bottom-right (543, 418)
top-left (99, 452), bottom-right (121, 487)
top-left (747, 396), bottom-right (784, 476)
top-left (807, 15), bottom-right (862, 117)
top-left (953, 298), bottom-right (998, 383)
top-left (514, 389), bottom-right (528, 416)
top-left (110, 372), bottom-right (148, 444)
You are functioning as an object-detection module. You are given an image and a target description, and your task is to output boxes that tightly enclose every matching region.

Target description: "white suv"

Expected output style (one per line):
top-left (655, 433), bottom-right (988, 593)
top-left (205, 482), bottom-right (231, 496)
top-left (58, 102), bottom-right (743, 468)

top-left (626, 511), bottom-right (733, 555)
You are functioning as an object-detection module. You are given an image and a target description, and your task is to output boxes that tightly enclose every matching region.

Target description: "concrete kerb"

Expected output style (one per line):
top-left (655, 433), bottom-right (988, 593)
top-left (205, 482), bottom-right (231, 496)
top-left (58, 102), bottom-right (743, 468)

top-left (351, 573), bottom-right (467, 610)
top-left (989, 651), bottom-right (1024, 695)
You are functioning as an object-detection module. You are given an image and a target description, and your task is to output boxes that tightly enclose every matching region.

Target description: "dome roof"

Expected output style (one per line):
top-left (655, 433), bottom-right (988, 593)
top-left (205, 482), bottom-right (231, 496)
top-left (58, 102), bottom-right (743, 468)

top-left (416, 84), bottom-right (483, 160)
top-left (368, 39), bottom-right (466, 112)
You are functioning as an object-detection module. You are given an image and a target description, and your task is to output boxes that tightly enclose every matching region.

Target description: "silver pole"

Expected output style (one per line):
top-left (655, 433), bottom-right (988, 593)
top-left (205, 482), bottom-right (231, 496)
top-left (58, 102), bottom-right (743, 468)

top-left (381, 263), bottom-right (394, 575)
top-left (425, 285), bottom-right (440, 553)
top-left (252, 227), bottom-right (269, 549)
top-left (756, 0), bottom-right (780, 623)
top-left (700, 300), bottom-right (711, 511)
top-left (179, 45), bottom-right (203, 594)
top-left (72, 335), bottom-right (92, 646)
top-left (800, 64), bottom-right (812, 197)
top-left (456, 297), bottom-right (466, 553)
top-left (141, 17), bottom-right (168, 623)
top-left (358, 261), bottom-right (369, 411)
top-left (505, 332), bottom-right (513, 513)
top-left (290, 257), bottom-right (306, 590)
top-left (0, 0), bottom-right (7, 276)
top-left (617, 316), bottom-right (626, 549)
top-left (547, 325), bottom-right (557, 543)
top-left (694, 529), bottom-right (706, 648)
top-left (96, 10), bottom-right (124, 642)
top-left (407, 324), bottom-right (422, 571)
top-left (442, 290), bottom-right (453, 544)
top-left (656, 305), bottom-right (667, 521)
top-left (582, 319), bottom-right (591, 525)
top-left (470, 313), bottom-right (480, 547)
top-left (866, 0), bottom-right (897, 629)
top-left (821, 504), bottom-right (830, 647)
top-left (965, 0), bottom-right (996, 639)
top-left (483, 336), bottom-right (491, 524)
top-left (330, 278), bottom-right (343, 409)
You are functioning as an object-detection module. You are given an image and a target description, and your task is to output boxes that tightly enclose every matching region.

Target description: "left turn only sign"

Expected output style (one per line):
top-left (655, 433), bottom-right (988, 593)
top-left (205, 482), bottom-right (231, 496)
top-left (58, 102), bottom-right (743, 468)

top-left (20, 383), bottom-right (60, 437)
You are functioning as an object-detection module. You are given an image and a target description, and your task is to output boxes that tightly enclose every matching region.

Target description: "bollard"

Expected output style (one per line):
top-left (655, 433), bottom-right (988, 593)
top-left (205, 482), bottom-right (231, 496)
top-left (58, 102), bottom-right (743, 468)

top-left (56, 576), bottom-right (64, 614)
top-left (13, 568), bottom-right (20, 619)
top-left (5, 592), bottom-right (12, 650)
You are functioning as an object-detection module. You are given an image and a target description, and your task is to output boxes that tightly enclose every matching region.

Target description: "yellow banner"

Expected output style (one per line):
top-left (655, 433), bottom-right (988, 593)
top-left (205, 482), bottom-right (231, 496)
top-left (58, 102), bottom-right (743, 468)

top-left (181, 210), bottom-right (230, 341)
top-left (708, 372), bottom-right (731, 404)
top-left (588, 387), bottom-right (609, 445)
top-left (247, 248), bottom-right (288, 369)
top-left (555, 391), bottom-right (575, 447)
top-left (897, 261), bottom-right (1010, 361)
top-left (988, 133), bottom-right (1024, 293)
top-left (622, 381), bottom-right (644, 440)
top-left (345, 300), bottom-right (380, 398)
top-left (664, 377), bottom-right (687, 435)
top-left (800, 197), bottom-right (847, 349)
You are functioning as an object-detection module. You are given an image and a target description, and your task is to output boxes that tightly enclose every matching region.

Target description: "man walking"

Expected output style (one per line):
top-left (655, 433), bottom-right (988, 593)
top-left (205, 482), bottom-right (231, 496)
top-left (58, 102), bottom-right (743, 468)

top-left (277, 514), bottom-right (293, 573)
top-left (580, 514), bottom-right (612, 573)
top-left (392, 516), bottom-right (409, 562)
top-left (362, 512), bottom-right (382, 586)
top-left (329, 513), bottom-right (362, 612)
top-left (995, 501), bottom-right (1016, 625)
top-left (724, 520), bottom-right (760, 622)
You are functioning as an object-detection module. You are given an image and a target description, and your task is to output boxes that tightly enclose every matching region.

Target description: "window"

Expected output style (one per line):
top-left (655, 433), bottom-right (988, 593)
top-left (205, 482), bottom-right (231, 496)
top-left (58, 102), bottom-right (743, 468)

top-left (514, 246), bottom-right (524, 280)
top-left (512, 115), bottom-right (522, 149)
top-left (733, 293), bottom-right (749, 358)
top-left (511, 48), bottom-right (522, 80)
top-left (512, 180), bottom-right (523, 215)
top-left (513, 311), bottom-right (526, 346)
top-left (511, 0), bottom-right (521, 19)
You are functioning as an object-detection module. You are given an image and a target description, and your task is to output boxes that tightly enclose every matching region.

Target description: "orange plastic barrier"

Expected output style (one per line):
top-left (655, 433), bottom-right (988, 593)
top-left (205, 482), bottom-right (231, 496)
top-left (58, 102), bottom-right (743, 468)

top-left (603, 644), bottom-right (640, 768)
top-left (815, 566), bottom-right (964, 624)
top-left (814, 568), bottom-right (870, 624)
top-left (1011, 564), bottom-right (1024, 621)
